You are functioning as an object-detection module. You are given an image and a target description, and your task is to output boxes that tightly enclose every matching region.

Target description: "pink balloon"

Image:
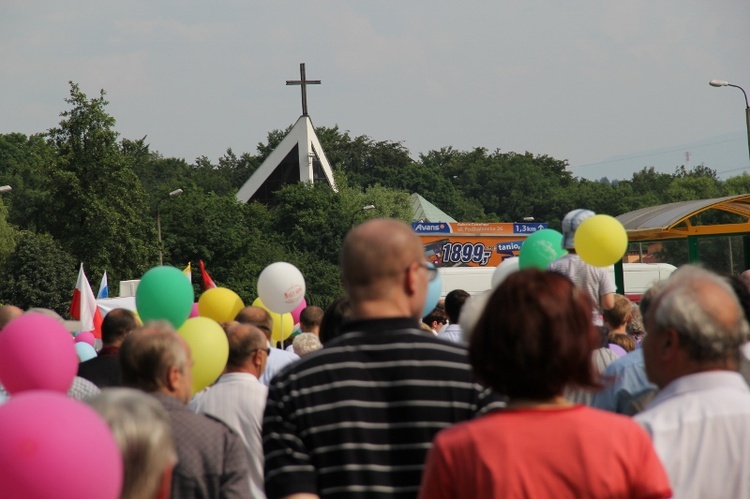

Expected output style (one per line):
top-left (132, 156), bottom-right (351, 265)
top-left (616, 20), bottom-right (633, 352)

top-left (189, 302), bottom-right (200, 318)
top-left (0, 314), bottom-right (78, 395)
top-left (0, 391), bottom-right (123, 499)
top-left (291, 298), bottom-right (308, 324)
top-left (74, 331), bottom-right (96, 347)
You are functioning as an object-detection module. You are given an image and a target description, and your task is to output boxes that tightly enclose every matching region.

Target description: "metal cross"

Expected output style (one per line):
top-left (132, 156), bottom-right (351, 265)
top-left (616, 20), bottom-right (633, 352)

top-left (286, 63), bottom-right (321, 116)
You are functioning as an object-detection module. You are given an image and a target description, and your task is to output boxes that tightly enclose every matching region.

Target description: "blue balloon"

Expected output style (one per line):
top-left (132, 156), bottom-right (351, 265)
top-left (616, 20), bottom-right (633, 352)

top-left (75, 342), bottom-right (97, 362)
top-left (422, 263), bottom-right (443, 317)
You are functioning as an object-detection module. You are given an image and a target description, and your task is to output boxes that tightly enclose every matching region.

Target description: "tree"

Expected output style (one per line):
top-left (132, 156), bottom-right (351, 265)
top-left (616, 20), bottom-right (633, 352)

top-left (43, 82), bottom-right (155, 282)
top-left (0, 231), bottom-right (77, 313)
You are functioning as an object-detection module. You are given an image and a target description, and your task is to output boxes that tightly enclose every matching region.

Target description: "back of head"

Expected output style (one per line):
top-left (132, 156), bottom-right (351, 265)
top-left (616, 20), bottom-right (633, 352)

top-left (469, 269), bottom-right (599, 400)
top-left (422, 307), bottom-right (447, 327)
top-left (602, 294), bottom-right (632, 329)
top-left (0, 305), bottom-right (23, 331)
top-left (650, 265), bottom-right (750, 364)
top-left (561, 209), bottom-right (595, 250)
top-left (119, 322), bottom-right (187, 393)
top-left (299, 306), bottom-right (324, 331)
top-left (319, 296), bottom-right (352, 344)
top-left (235, 306), bottom-right (272, 339)
top-left (226, 324), bottom-right (266, 370)
top-left (341, 218), bottom-right (425, 306)
top-left (88, 388), bottom-right (177, 499)
top-left (444, 289), bottom-right (470, 324)
top-left (102, 308), bottom-right (138, 346)
top-left (292, 332), bottom-right (323, 357)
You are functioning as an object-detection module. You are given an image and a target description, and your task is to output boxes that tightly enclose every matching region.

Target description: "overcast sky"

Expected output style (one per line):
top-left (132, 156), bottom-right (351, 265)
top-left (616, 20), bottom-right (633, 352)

top-left (2, 1), bottom-right (749, 181)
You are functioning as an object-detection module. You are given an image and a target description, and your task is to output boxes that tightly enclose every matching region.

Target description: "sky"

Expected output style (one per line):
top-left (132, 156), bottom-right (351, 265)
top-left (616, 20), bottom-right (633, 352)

top-left (2, 1), bottom-right (750, 181)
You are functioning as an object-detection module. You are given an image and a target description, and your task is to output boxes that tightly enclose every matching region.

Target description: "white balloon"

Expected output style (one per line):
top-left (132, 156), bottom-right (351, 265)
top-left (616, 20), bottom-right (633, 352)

top-left (257, 262), bottom-right (306, 314)
top-left (491, 257), bottom-right (520, 288)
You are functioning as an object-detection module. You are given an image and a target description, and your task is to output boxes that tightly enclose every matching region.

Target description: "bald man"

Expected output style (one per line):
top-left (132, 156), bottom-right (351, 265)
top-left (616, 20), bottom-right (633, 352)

top-left (263, 219), bottom-right (503, 499)
top-left (0, 305), bottom-right (23, 331)
top-left (235, 305), bottom-right (299, 386)
top-left (636, 266), bottom-right (750, 498)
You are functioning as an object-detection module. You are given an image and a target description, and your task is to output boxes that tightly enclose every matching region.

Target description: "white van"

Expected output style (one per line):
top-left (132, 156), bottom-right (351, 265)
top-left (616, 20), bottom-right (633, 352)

top-left (438, 262), bottom-right (677, 301)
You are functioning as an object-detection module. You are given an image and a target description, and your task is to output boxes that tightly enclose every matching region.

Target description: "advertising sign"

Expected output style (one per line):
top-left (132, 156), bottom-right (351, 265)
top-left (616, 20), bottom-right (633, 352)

top-left (413, 222), bottom-right (548, 268)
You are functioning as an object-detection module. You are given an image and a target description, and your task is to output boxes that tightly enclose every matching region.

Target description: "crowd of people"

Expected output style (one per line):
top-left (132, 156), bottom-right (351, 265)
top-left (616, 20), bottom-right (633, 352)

top-left (2, 214), bottom-right (750, 498)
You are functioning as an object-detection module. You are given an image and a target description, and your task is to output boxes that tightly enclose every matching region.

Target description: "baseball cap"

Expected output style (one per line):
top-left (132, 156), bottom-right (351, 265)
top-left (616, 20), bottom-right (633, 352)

top-left (561, 209), bottom-right (595, 250)
top-left (26, 308), bottom-right (83, 333)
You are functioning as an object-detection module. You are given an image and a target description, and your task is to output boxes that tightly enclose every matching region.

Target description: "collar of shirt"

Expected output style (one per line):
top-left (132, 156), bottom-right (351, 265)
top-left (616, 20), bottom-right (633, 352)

top-left (97, 345), bottom-right (120, 357)
top-left (650, 370), bottom-right (749, 407)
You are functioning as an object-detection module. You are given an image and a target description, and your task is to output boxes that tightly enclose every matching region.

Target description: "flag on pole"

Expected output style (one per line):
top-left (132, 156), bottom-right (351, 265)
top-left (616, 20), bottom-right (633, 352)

top-left (183, 262), bottom-right (192, 282)
top-left (69, 263), bottom-right (104, 339)
top-left (199, 260), bottom-right (216, 290)
top-left (97, 271), bottom-right (109, 299)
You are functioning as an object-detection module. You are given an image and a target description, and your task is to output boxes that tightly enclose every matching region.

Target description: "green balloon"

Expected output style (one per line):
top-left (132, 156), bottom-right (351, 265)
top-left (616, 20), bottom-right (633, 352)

top-left (519, 229), bottom-right (567, 270)
top-left (136, 266), bottom-right (194, 329)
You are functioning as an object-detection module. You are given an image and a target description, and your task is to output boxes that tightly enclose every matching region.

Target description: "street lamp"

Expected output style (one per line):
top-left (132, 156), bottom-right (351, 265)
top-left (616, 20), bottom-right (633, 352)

top-left (709, 79), bottom-right (750, 164)
top-left (157, 188), bottom-right (184, 266)
top-left (0, 185), bottom-right (12, 193)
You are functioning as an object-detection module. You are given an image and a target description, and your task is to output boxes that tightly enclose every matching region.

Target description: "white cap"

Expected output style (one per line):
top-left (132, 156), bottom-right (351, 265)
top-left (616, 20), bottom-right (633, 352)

top-left (561, 209), bottom-right (595, 249)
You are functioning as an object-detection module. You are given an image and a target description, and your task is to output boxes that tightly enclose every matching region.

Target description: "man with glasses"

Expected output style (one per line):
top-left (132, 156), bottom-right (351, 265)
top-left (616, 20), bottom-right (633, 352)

top-left (235, 305), bottom-right (299, 386)
top-left (263, 218), bottom-right (504, 499)
top-left (190, 324), bottom-right (269, 498)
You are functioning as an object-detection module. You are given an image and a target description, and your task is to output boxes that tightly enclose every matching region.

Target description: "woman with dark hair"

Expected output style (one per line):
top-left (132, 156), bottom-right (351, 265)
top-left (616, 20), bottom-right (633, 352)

top-left (318, 296), bottom-right (352, 345)
top-left (419, 269), bottom-right (671, 499)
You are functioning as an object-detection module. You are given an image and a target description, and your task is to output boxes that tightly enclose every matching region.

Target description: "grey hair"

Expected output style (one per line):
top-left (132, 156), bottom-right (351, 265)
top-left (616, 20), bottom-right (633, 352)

top-left (88, 388), bottom-right (177, 499)
top-left (119, 321), bottom-right (188, 392)
top-left (293, 332), bottom-right (323, 357)
top-left (652, 265), bottom-right (750, 362)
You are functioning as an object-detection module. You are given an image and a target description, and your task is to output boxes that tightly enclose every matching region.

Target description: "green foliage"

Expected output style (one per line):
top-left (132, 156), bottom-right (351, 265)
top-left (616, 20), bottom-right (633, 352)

top-left (0, 231), bottom-right (77, 314)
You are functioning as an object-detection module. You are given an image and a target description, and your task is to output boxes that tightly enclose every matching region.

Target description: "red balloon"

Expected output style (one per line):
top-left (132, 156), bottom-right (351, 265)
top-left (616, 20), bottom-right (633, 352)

top-left (0, 314), bottom-right (78, 395)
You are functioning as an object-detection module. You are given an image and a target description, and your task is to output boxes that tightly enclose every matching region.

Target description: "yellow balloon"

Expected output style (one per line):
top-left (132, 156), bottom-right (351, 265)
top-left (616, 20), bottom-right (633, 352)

top-left (177, 317), bottom-right (229, 395)
top-left (198, 287), bottom-right (244, 323)
top-left (252, 297), bottom-right (294, 346)
top-left (574, 214), bottom-right (628, 267)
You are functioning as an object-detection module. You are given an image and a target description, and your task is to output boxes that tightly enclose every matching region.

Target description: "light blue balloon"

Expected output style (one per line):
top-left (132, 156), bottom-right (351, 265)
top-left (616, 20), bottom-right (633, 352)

top-left (422, 264), bottom-right (443, 317)
top-left (75, 342), bottom-right (97, 362)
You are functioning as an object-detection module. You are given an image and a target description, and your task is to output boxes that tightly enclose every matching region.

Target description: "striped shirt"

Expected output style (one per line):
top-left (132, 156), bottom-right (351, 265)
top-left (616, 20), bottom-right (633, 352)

top-left (262, 317), bottom-right (504, 499)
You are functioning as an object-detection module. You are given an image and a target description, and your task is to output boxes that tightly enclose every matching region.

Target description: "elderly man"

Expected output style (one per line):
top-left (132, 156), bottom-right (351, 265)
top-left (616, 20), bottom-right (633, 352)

top-left (235, 305), bottom-right (299, 386)
top-left (635, 265), bottom-right (750, 498)
top-left (263, 218), bottom-right (504, 499)
top-left (189, 324), bottom-right (269, 499)
top-left (119, 322), bottom-right (250, 499)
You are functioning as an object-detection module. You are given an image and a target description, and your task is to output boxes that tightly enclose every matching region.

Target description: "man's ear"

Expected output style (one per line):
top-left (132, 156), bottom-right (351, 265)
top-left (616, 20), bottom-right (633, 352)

top-left (166, 365), bottom-right (181, 392)
top-left (659, 328), bottom-right (681, 360)
top-left (404, 263), bottom-right (418, 296)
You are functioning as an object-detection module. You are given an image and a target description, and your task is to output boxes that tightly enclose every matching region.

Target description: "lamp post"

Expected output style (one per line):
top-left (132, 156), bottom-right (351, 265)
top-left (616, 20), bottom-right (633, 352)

top-left (0, 185), bottom-right (11, 193)
top-left (157, 188), bottom-right (183, 266)
top-left (709, 80), bottom-right (750, 165)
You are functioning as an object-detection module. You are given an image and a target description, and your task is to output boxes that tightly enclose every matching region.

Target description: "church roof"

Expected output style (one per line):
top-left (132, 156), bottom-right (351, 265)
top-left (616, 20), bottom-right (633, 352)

top-left (410, 193), bottom-right (457, 222)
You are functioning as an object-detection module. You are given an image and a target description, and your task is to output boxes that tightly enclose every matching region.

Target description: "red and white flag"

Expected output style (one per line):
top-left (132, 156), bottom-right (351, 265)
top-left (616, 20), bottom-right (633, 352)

top-left (69, 263), bottom-right (103, 338)
top-left (199, 259), bottom-right (216, 291)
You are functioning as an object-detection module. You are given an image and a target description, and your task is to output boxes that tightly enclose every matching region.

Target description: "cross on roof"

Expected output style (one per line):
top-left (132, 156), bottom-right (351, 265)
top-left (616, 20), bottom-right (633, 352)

top-left (286, 63), bottom-right (321, 116)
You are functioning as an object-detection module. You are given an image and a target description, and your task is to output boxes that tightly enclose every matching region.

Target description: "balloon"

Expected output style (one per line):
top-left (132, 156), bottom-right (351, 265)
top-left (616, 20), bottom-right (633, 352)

top-left (0, 391), bottom-right (122, 499)
top-left (421, 263), bottom-right (443, 317)
top-left (290, 298), bottom-right (308, 325)
top-left (257, 262), bottom-right (306, 314)
top-left (189, 302), bottom-right (200, 318)
top-left (198, 287), bottom-right (245, 323)
top-left (519, 229), bottom-right (567, 270)
top-left (574, 214), bottom-right (629, 267)
top-left (136, 266), bottom-right (194, 329)
top-left (253, 298), bottom-right (294, 345)
top-left (0, 314), bottom-right (78, 395)
top-left (491, 257), bottom-right (520, 288)
top-left (609, 343), bottom-right (627, 358)
top-left (75, 342), bottom-right (97, 362)
top-left (74, 331), bottom-right (96, 347)
top-left (178, 317), bottom-right (229, 394)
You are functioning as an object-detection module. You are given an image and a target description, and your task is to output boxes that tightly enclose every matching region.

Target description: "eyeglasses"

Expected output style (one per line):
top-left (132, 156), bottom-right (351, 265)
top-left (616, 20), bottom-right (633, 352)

top-left (417, 262), bottom-right (439, 282)
top-left (252, 347), bottom-right (271, 356)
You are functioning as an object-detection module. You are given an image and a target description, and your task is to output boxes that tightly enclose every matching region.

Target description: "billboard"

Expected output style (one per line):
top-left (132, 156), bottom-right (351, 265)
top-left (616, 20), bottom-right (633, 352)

top-left (413, 221), bottom-right (548, 268)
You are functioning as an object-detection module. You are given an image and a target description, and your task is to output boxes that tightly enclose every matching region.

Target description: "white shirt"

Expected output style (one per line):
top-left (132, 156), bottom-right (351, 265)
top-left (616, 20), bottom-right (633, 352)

top-left (635, 371), bottom-right (750, 499)
top-left (260, 343), bottom-right (299, 386)
top-left (547, 253), bottom-right (616, 326)
top-left (437, 323), bottom-right (464, 344)
top-left (189, 373), bottom-right (268, 499)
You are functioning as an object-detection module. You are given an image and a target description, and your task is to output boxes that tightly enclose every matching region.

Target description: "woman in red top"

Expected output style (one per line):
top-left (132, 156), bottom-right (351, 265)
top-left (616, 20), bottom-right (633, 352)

top-left (419, 269), bottom-right (672, 499)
